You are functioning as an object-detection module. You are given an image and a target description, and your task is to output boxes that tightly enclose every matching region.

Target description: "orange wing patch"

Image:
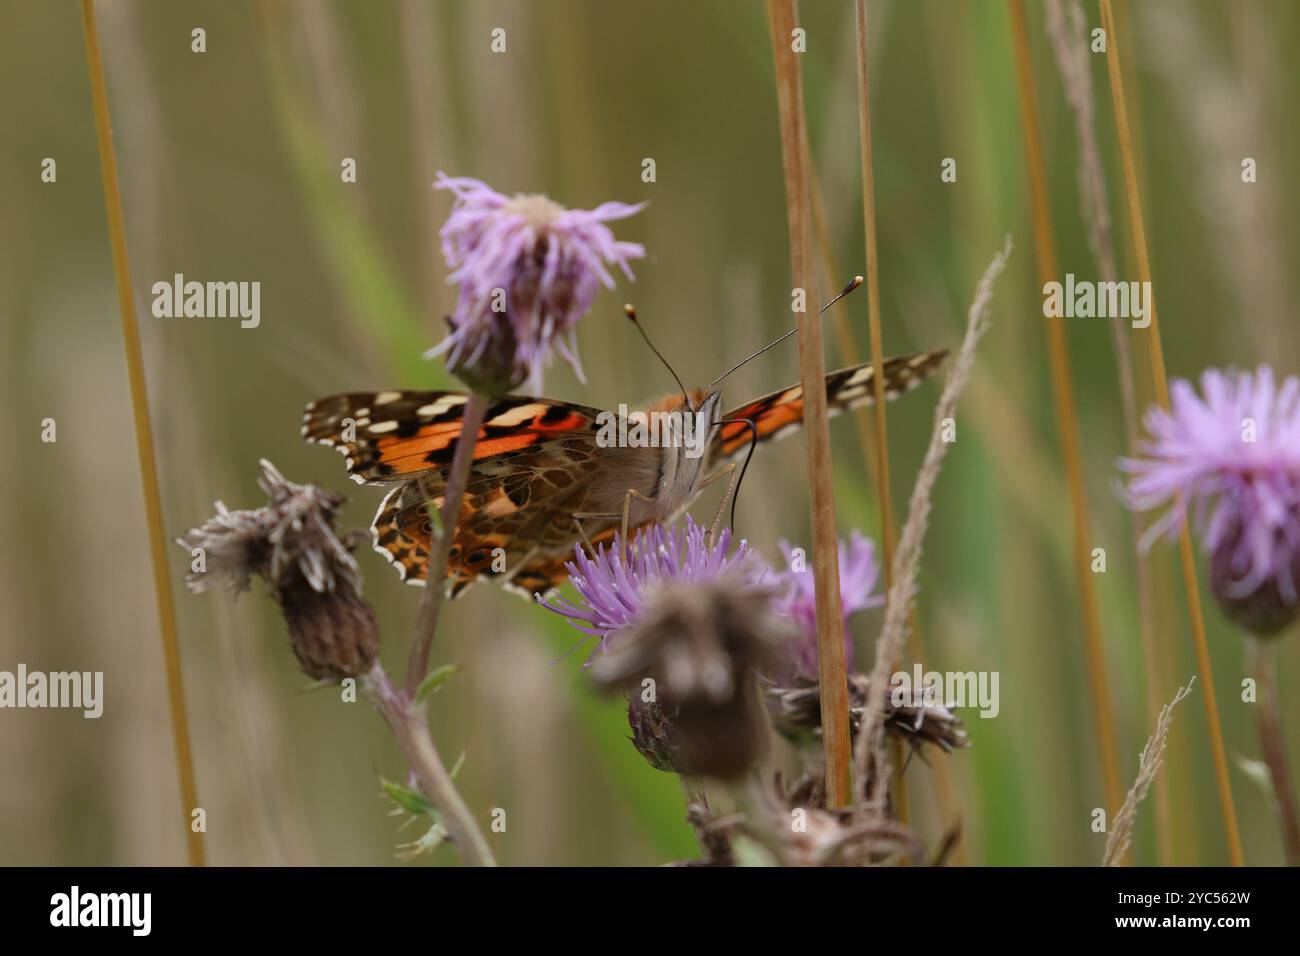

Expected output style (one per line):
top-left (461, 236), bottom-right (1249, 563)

top-left (712, 350), bottom-right (948, 460)
top-left (304, 389), bottom-right (611, 597)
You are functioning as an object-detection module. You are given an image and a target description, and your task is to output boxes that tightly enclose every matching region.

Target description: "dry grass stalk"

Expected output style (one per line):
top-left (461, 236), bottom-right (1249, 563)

top-left (853, 0), bottom-right (899, 593)
top-left (1008, 0), bottom-right (1124, 831)
top-left (852, 0), bottom-right (912, 832)
top-left (854, 239), bottom-right (1012, 815)
top-left (1043, 0), bottom-right (1168, 866)
top-left (1096, 0), bottom-right (1244, 866)
top-left (767, 0), bottom-right (853, 806)
top-left (80, 0), bottom-right (206, 866)
top-left (1103, 679), bottom-right (1194, 867)
top-left (810, 177), bottom-right (879, 487)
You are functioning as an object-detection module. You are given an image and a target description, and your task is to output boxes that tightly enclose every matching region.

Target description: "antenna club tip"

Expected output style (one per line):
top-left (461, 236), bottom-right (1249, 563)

top-left (852, 275), bottom-right (865, 286)
top-left (623, 303), bottom-right (636, 317)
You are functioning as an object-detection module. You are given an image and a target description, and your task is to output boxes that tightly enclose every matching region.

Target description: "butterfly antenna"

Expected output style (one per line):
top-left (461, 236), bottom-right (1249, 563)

top-left (624, 304), bottom-right (694, 412)
top-left (718, 418), bottom-right (760, 536)
top-left (705, 275), bottom-right (864, 390)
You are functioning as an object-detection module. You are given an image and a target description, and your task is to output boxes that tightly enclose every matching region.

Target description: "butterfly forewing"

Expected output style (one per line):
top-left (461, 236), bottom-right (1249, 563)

top-left (711, 349), bottom-right (948, 459)
top-left (302, 391), bottom-right (603, 484)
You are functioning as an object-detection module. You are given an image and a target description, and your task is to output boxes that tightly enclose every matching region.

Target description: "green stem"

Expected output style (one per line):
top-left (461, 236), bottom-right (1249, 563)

top-left (1251, 637), bottom-right (1300, 865)
top-left (369, 664), bottom-right (497, 866)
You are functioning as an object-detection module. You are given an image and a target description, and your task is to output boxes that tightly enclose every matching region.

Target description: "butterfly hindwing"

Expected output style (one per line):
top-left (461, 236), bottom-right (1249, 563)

top-left (710, 349), bottom-right (948, 460)
top-left (318, 391), bottom-right (620, 595)
top-left (372, 440), bottom-right (623, 596)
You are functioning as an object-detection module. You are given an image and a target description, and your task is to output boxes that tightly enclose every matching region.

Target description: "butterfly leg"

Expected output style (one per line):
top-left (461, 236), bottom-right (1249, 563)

top-left (570, 515), bottom-right (599, 556)
top-left (573, 487), bottom-right (658, 558)
top-left (618, 488), bottom-right (656, 551)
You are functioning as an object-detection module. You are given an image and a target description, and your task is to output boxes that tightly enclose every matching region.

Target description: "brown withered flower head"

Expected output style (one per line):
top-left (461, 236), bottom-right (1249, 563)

top-left (767, 672), bottom-right (969, 755)
top-left (177, 459), bottom-right (379, 681)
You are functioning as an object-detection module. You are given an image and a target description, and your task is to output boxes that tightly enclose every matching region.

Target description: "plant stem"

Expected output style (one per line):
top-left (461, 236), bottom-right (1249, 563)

top-left (1097, 0), bottom-right (1244, 866)
top-left (81, 0), bottom-right (206, 867)
top-left (369, 664), bottom-right (497, 866)
top-left (853, 241), bottom-right (1011, 819)
top-left (852, 0), bottom-right (912, 832)
top-left (853, 0), bottom-right (898, 601)
top-left (767, 0), bottom-right (853, 808)
top-left (405, 390), bottom-right (491, 695)
top-left (384, 391), bottom-right (495, 863)
top-left (1008, 0), bottom-right (1125, 844)
top-left (1250, 638), bottom-right (1300, 866)
top-left (1043, 0), bottom-right (1169, 864)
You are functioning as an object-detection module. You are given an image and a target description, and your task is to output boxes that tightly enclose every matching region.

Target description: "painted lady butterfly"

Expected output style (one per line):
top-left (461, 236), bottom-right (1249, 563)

top-left (302, 350), bottom-right (946, 598)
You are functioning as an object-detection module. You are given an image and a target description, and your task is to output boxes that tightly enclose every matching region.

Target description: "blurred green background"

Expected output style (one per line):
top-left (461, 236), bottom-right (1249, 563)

top-left (2, 0), bottom-right (1298, 865)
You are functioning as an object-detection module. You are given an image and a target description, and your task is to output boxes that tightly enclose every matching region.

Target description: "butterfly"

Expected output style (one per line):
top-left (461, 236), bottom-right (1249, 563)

top-left (302, 349), bottom-right (947, 599)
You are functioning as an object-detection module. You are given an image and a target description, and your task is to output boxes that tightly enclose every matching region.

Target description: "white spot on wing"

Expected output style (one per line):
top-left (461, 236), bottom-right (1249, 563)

top-left (417, 398), bottom-right (464, 418)
top-left (488, 403), bottom-right (548, 427)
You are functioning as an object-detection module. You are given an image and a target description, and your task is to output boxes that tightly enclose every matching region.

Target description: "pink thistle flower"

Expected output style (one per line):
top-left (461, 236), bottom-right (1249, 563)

top-left (537, 515), bottom-right (763, 647)
top-left (773, 532), bottom-right (885, 680)
top-left (428, 173), bottom-right (645, 394)
top-left (1120, 366), bottom-right (1300, 634)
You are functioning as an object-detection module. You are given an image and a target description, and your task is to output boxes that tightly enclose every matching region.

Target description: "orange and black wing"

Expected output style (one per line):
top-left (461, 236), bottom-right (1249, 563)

top-left (302, 390), bottom-right (603, 485)
top-left (303, 390), bottom-right (610, 596)
top-left (710, 349), bottom-right (948, 460)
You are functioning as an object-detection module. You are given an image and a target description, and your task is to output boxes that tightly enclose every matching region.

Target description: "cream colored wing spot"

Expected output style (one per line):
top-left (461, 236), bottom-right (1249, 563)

top-left (487, 403), bottom-right (549, 428)
top-left (417, 396), bottom-right (467, 418)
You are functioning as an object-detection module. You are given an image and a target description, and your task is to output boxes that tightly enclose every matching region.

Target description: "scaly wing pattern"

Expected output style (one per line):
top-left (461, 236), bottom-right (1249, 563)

top-left (710, 350), bottom-right (949, 460)
top-left (303, 391), bottom-right (611, 596)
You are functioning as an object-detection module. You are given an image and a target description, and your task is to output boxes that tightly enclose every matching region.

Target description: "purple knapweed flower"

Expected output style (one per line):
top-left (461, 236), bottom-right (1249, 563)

top-left (1120, 366), bottom-right (1300, 635)
top-left (774, 532), bottom-right (885, 680)
top-left (538, 515), bottom-right (762, 647)
top-left (428, 173), bottom-right (646, 394)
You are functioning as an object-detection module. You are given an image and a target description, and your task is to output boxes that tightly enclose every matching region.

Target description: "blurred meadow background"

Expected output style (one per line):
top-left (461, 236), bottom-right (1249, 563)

top-left (2, 0), bottom-right (1299, 865)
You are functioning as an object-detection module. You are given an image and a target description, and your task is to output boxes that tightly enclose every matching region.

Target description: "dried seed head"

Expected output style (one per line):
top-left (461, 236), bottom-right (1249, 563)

top-left (177, 460), bottom-right (379, 681)
top-left (279, 585), bottom-right (380, 681)
top-left (766, 673), bottom-right (969, 754)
